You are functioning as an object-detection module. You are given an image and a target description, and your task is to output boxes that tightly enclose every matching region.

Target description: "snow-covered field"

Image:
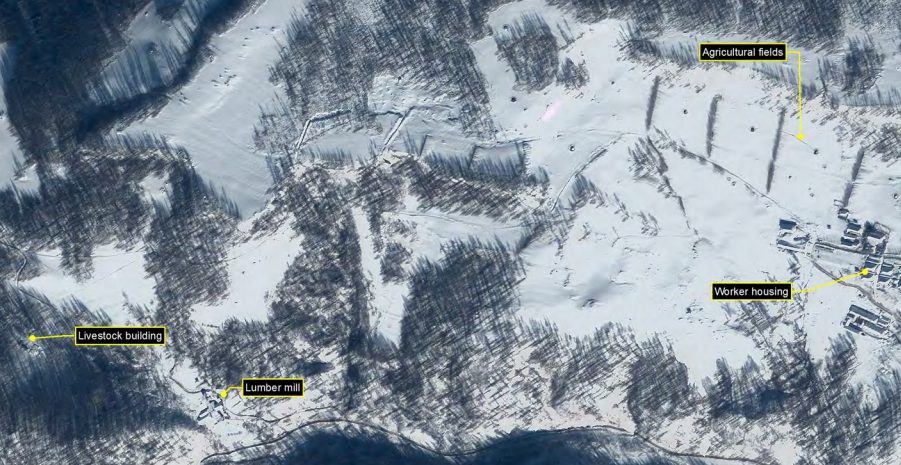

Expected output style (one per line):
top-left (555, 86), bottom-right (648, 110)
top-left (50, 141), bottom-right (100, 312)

top-left (191, 221), bottom-right (302, 326)
top-left (119, 0), bottom-right (306, 216)
top-left (21, 244), bottom-right (155, 323)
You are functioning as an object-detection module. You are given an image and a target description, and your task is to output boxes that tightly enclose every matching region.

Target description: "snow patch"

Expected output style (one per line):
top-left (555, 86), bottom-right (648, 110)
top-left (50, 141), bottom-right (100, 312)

top-left (21, 243), bottom-right (155, 324)
top-left (192, 222), bottom-right (302, 326)
top-left (351, 207), bottom-right (406, 343)
top-left (122, 0), bottom-right (307, 216)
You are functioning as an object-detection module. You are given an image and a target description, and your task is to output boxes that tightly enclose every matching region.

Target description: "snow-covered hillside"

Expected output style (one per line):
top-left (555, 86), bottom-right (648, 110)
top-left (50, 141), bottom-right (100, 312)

top-left (6, 1), bottom-right (901, 465)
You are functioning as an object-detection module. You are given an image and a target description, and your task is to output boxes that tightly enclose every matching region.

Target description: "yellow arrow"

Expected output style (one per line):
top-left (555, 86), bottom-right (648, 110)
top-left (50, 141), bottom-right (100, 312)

top-left (788, 50), bottom-right (804, 140)
top-left (28, 333), bottom-right (74, 342)
top-left (220, 386), bottom-right (241, 398)
top-left (794, 268), bottom-right (869, 295)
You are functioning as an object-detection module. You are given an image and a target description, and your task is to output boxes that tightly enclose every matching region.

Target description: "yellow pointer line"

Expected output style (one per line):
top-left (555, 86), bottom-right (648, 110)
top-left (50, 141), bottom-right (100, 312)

top-left (29, 334), bottom-right (74, 342)
top-left (794, 268), bottom-right (869, 295)
top-left (788, 50), bottom-right (804, 140)
top-left (220, 386), bottom-right (242, 398)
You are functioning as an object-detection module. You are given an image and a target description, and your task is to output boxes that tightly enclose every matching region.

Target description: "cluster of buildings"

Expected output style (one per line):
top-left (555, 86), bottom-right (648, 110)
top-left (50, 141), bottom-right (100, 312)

top-left (791, 214), bottom-right (901, 289)
top-left (776, 218), bottom-right (810, 251)
top-left (836, 210), bottom-right (890, 254)
top-left (836, 215), bottom-right (901, 289)
top-left (860, 254), bottom-right (901, 288)
top-left (841, 304), bottom-right (894, 339)
top-left (776, 215), bottom-right (899, 340)
top-left (196, 389), bottom-right (229, 422)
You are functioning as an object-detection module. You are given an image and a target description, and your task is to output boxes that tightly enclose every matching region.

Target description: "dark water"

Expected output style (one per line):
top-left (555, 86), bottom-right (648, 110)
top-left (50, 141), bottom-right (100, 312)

top-left (231, 429), bottom-right (708, 465)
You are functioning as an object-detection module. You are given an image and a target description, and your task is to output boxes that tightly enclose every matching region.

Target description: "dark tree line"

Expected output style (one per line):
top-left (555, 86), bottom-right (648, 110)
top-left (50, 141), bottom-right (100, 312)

top-left (558, 57), bottom-right (590, 89)
top-left (0, 0), bottom-right (258, 160)
top-left (819, 35), bottom-right (885, 94)
top-left (219, 427), bottom-right (709, 465)
top-left (553, 0), bottom-right (851, 46)
top-left (699, 315), bottom-right (901, 465)
top-left (0, 145), bottom-right (168, 279)
top-left (145, 165), bottom-right (238, 337)
top-left (254, 0), bottom-right (504, 170)
top-left (494, 13), bottom-right (560, 91)
top-left (0, 283), bottom-right (195, 463)
top-left (390, 239), bottom-right (522, 417)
